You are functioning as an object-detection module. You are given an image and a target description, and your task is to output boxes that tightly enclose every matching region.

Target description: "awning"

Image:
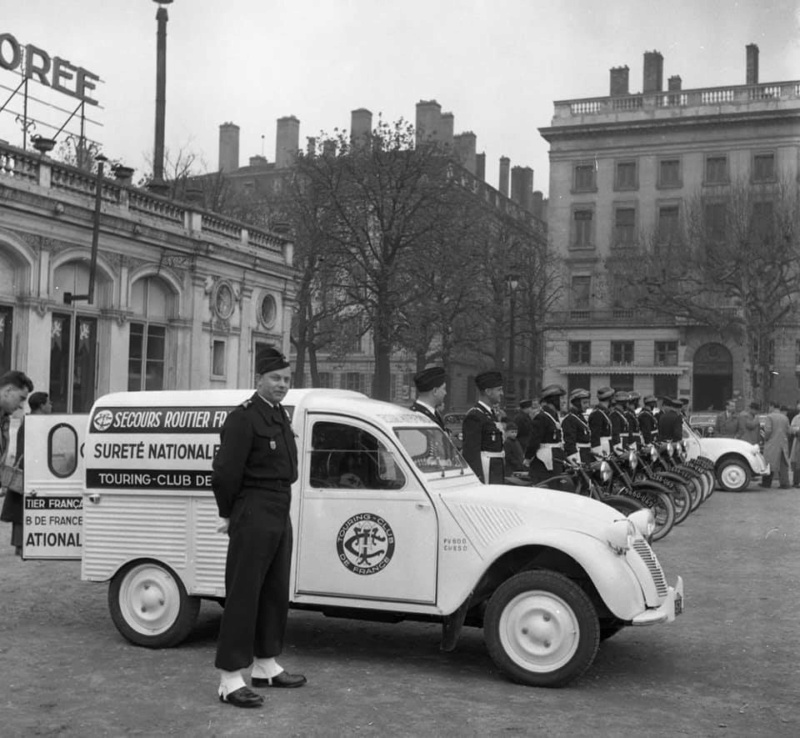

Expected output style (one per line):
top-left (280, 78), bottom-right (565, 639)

top-left (558, 365), bottom-right (687, 375)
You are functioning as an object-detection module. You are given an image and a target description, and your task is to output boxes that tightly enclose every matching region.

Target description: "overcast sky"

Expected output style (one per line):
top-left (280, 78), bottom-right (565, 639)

top-left (2, 0), bottom-right (799, 196)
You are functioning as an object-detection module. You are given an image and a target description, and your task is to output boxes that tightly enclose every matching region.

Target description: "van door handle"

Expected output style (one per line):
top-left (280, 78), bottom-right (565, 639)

top-left (415, 502), bottom-right (431, 510)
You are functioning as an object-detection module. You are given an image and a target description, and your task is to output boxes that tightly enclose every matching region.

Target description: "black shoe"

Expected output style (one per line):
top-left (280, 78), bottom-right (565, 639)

top-left (219, 686), bottom-right (264, 708)
top-left (252, 671), bottom-right (307, 688)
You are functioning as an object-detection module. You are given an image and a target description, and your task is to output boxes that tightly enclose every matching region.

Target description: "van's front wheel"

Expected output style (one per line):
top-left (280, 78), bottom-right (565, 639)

top-left (484, 570), bottom-right (600, 687)
top-left (109, 561), bottom-right (200, 648)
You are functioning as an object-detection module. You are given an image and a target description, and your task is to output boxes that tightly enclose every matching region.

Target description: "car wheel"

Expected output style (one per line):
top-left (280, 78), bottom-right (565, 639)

top-left (108, 560), bottom-right (200, 648)
top-left (484, 570), bottom-right (600, 688)
top-left (717, 458), bottom-right (751, 492)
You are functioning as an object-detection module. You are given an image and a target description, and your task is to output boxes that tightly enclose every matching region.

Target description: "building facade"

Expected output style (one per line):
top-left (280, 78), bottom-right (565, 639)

top-left (539, 45), bottom-right (800, 410)
top-left (0, 141), bottom-right (295, 412)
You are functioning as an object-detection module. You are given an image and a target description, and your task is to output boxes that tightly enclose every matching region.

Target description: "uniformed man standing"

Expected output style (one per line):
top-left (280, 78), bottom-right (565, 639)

top-left (410, 367), bottom-right (446, 429)
top-left (212, 348), bottom-right (306, 708)
top-left (588, 387), bottom-right (614, 457)
top-left (525, 384), bottom-right (566, 484)
top-left (461, 371), bottom-right (505, 483)
top-left (638, 395), bottom-right (659, 445)
top-left (562, 388), bottom-right (593, 464)
top-left (658, 396), bottom-right (684, 442)
top-left (609, 390), bottom-right (631, 452)
top-left (625, 391), bottom-right (643, 449)
top-left (512, 399), bottom-right (537, 453)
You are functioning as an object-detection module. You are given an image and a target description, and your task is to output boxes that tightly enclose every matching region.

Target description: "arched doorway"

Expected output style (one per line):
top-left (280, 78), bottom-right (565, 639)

top-left (692, 343), bottom-right (733, 411)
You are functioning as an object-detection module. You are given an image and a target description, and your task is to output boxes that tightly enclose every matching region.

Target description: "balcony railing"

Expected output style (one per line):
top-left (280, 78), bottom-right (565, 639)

top-left (546, 308), bottom-right (673, 326)
top-left (551, 80), bottom-right (800, 123)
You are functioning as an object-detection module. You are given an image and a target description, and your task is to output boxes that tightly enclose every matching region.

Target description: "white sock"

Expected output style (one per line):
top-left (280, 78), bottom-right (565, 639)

top-left (218, 669), bottom-right (247, 697)
top-left (251, 657), bottom-right (282, 679)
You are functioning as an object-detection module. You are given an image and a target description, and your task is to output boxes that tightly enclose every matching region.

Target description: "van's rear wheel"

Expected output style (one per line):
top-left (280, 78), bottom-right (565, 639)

top-left (484, 570), bottom-right (600, 687)
top-left (109, 561), bottom-right (199, 648)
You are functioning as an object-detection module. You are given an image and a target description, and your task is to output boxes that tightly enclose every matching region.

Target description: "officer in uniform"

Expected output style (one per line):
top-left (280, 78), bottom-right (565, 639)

top-left (658, 396), bottom-right (684, 442)
top-left (588, 386), bottom-right (614, 457)
top-left (626, 391), bottom-right (643, 449)
top-left (525, 384), bottom-right (566, 484)
top-left (461, 371), bottom-right (505, 483)
top-left (212, 348), bottom-right (306, 708)
top-left (562, 388), bottom-right (593, 464)
top-left (639, 395), bottom-right (659, 445)
top-left (609, 390), bottom-right (631, 452)
top-left (410, 366), bottom-right (446, 429)
top-left (512, 399), bottom-right (537, 452)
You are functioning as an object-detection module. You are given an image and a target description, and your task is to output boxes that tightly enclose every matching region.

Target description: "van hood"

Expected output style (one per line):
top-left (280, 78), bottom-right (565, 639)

top-left (438, 482), bottom-right (623, 548)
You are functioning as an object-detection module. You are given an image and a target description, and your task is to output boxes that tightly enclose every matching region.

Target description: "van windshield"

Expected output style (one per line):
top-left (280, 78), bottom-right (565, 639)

top-left (394, 427), bottom-right (468, 474)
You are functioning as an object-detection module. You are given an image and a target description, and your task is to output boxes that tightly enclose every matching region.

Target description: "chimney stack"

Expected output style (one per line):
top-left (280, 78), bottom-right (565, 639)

top-left (306, 137), bottom-right (316, 156)
top-left (668, 75), bottom-right (682, 91)
top-left (415, 99), bottom-right (442, 145)
top-left (454, 132), bottom-right (477, 175)
top-left (275, 115), bottom-right (300, 169)
top-left (511, 166), bottom-right (534, 212)
top-left (609, 66), bottom-right (629, 96)
top-left (440, 112), bottom-right (454, 147)
top-left (499, 156), bottom-right (510, 197)
top-left (746, 43), bottom-right (759, 85)
top-left (643, 51), bottom-right (664, 93)
top-left (476, 152), bottom-right (486, 181)
top-left (350, 108), bottom-right (372, 148)
top-left (218, 122), bottom-right (240, 173)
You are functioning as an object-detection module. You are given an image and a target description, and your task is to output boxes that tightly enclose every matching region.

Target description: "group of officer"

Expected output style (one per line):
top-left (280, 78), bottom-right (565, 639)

top-left (409, 366), bottom-right (688, 485)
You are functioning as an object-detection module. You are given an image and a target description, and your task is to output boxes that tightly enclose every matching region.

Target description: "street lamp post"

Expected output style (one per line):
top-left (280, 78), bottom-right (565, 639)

top-left (149, 0), bottom-right (173, 194)
top-left (505, 275), bottom-right (519, 404)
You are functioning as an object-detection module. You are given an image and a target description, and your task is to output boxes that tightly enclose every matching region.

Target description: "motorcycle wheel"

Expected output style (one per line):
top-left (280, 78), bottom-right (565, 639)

top-left (599, 494), bottom-right (646, 516)
top-left (625, 484), bottom-right (675, 542)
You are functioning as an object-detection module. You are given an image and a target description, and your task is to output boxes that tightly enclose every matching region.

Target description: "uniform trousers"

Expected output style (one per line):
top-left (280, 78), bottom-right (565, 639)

top-left (215, 489), bottom-right (292, 672)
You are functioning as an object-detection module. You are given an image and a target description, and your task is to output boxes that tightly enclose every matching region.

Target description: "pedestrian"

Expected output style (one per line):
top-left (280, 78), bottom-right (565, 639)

top-left (562, 388), bottom-right (592, 464)
top-left (639, 395), bottom-right (659, 445)
top-left (512, 399), bottom-right (537, 452)
top-left (588, 386), bottom-right (614, 457)
top-left (461, 371), bottom-right (505, 483)
top-left (503, 421), bottom-right (525, 473)
top-left (715, 400), bottom-right (739, 438)
top-left (657, 397), bottom-right (684, 442)
top-left (1, 371), bottom-right (34, 556)
top-left (211, 348), bottom-right (306, 708)
top-left (525, 384), bottom-right (566, 484)
top-left (410, 367), bottom-right (446, 429)
top-left (789, 400), bottom-right (800, 487)
top-left (736, 402), bottom-right (761, 444)
top-left (761, 400), bottom-right (791, 489)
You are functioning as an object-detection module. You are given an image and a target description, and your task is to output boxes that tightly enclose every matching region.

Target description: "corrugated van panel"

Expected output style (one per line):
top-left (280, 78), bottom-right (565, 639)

top-left (191, 499), bottom-right (228, 595)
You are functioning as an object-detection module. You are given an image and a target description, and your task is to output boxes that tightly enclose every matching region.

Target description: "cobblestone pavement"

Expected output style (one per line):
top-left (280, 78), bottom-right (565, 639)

top-left (1, 484), bottom-right (798, 737)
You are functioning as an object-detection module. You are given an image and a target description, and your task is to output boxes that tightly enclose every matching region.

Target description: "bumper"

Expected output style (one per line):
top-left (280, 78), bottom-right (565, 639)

top-left (631, 576), bottom-right (684, 626)
top-left (752, 454), bottom-right (769, 476)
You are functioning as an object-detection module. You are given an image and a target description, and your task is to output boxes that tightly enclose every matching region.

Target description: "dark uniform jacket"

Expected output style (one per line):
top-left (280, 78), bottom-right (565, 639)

top-left (212, 392), bottom-right (298, 519)
top-left (625, 410), bottom-right (642, 448)
top-left (461, 402), bottom-right (503, 482)
top-left (609, 407), bottom-right (630, 450)
top-left (639, 408), bottom-right (658, 444)
top-left (657, 408), bottom-right (684, 442)
top-left (525, 403), bottom-right (565, 473)
top-left (562, 408), bottom-right (592, 463)
top-left (410, 400), bottom-right (445, 429)
top-left (512, 410), bottom-right (534, 452)
top-left (588, 406), bottom-right (612, 450)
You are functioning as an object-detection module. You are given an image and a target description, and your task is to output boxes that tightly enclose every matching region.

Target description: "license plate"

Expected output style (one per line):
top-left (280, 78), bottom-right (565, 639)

top-left (674, 593), bottom-right (684, 616)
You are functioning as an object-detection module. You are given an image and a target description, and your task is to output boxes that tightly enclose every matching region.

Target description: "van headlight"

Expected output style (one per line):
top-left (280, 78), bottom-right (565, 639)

top-left (628, 449), bottom-right (638, 470)
top-left (606, 518), bottom-right (635, 555)
top-left (600, 460), bottom-right (612, 482)
top-left (628, 508), bottom-right (655, 542)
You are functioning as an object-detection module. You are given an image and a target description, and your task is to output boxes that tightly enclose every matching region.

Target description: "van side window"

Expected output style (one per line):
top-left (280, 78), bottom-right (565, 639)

top-left (309, 421), bottom-right (405, 490)
top-left (49, 423), bottom-right (79, 478)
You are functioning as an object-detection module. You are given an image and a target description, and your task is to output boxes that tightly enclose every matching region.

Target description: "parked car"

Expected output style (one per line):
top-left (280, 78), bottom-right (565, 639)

top-left (443, 411), bottom-right (467, 449)
top-left (689, 413), bottom-right (718, 437)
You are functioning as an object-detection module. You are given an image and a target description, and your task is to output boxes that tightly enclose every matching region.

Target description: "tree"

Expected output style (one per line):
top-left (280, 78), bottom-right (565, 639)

top-left (610, 177), bottom-right (800, 406)
top-left (293, 118), bottom-right (465, 400)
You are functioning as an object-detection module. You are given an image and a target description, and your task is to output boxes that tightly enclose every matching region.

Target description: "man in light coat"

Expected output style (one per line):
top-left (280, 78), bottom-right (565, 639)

top-left (761, 400), bottom-right (790, 489)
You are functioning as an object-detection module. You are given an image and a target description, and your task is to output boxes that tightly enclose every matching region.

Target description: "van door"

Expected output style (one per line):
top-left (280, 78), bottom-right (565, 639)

top-left (294, 415), bottom-right (438, 605)
top-left (21, 414), bottom-right (87, 560)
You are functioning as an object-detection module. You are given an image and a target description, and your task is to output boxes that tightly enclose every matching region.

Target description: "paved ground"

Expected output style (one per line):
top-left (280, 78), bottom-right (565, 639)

top-left (1, 483), bottom-right (798, 737)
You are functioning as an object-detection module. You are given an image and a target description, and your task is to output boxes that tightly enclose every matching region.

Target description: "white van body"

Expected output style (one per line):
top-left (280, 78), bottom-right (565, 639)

top-left (68, 388), bottom-right (683, 687)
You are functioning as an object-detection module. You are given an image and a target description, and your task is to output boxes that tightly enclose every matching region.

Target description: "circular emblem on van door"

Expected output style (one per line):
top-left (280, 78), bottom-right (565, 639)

top-left (336, 513), bottom-right (395, 575)
top-left (92, 409), bottom-right (114, 432)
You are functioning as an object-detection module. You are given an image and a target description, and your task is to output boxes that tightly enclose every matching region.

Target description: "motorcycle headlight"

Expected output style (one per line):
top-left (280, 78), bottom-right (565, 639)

top-left (628, 508), bottom-right (655, 541)
top-left (650, 445), bottom-right (658, 462)
top-left (628, 449), bottom-right (638, 470)
top-left (606, 518), bottom-right (635, 555)
top-left (600, 459), bottom-right (612, 482)
top-left (666, 441), bottom-right (674, 457)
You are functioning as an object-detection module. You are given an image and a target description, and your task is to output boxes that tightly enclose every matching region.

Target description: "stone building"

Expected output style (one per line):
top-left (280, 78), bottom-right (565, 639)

top-left (539, 45), bottom-right (800, 410)
top-left (0, 142), bottom-right (295, 412)
top-left (208, 101), bottom-right (548, 411)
